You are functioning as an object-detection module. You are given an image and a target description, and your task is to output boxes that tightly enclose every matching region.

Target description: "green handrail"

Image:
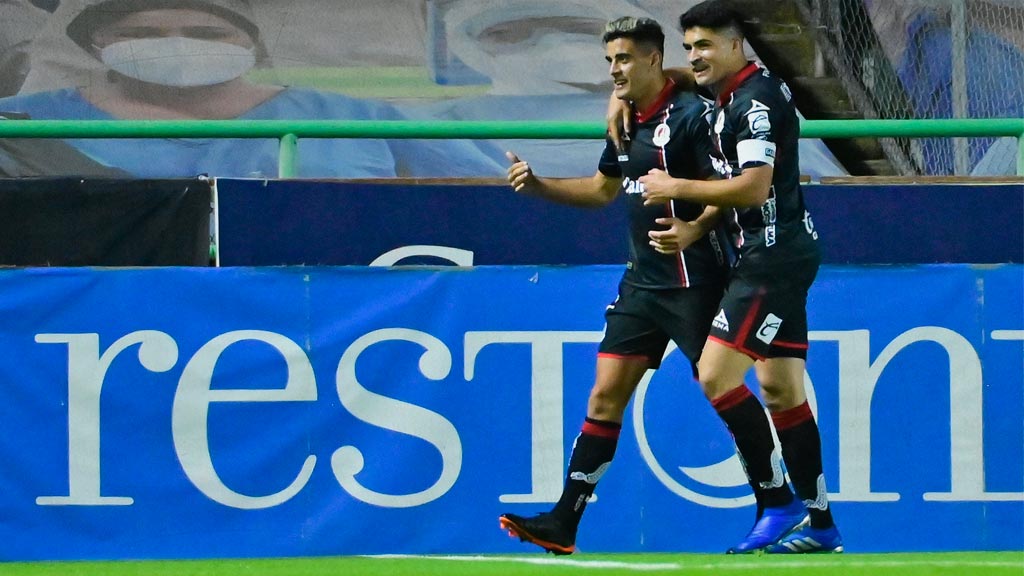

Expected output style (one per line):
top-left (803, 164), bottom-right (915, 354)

top-left (1, 118), bottom-right (1022, 177)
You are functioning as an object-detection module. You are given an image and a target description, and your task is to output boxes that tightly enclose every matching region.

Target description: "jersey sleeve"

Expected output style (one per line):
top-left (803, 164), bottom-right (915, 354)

top-left (597, 137), bottom-right (622, 177)
top-left (731, 90), bottom-right (782, 170)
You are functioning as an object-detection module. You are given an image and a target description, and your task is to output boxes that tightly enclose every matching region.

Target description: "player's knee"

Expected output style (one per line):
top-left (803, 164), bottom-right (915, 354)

top-left (758, 381), bottom-right (802, 411)
top-left (696, 368), bottom-right (731, 400)
top-left (587, 386), bottom-right (629, 419)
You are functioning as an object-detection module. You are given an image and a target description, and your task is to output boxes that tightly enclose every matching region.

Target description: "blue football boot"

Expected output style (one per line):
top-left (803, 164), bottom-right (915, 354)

top-left (764, 525), bottom-right (844, 554)
top-left (726, 499), bottom-right (809, 554)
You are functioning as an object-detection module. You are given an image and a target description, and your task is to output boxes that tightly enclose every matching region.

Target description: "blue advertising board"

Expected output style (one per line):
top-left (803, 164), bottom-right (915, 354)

top-left (214, 179), bottom-right (1023, 266)
top-left (0, 264), bottom-right (1020, 560)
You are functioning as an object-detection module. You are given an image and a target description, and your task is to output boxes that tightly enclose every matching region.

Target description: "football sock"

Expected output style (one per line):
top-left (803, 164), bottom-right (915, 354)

top-left (772, 401), bottom-right (835, 528)
top-left (712, 385), bottom-right (794, 509)
top-left (551, 417), bottom-right (621, 528)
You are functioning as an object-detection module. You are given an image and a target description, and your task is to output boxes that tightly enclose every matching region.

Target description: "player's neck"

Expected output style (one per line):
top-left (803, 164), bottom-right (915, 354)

top-left (711, 60), bottom-right (755, 100)
top-left (632, 75), bottom-right (669, 113)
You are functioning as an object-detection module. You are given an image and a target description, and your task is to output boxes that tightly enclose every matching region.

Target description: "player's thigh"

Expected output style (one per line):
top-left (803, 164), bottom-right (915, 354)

top-left (589, 355), bottom-right (652, 420)
top-left (696, 338), bottom-right (755, 399)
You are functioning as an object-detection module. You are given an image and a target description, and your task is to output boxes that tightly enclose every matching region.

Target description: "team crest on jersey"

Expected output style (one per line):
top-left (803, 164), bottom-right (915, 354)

top-left (746, 100), bottom-right (771, 135)
top-left (652, 123), bottom-right (671, 147)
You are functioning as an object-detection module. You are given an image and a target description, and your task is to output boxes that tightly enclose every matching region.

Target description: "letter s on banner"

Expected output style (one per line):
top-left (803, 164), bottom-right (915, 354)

top-left (332, 328), bottom-right (462, 507)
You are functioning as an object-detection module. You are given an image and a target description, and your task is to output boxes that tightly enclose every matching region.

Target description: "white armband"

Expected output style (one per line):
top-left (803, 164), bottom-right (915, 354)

top-left (737, 139), bottom-right (776, 167)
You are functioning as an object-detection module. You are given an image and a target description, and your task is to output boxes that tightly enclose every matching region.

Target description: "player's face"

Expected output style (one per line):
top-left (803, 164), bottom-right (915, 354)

top-left (682, 26), bottom-right (744, 91)
top-left (605, 37), bottom-right (660, 104)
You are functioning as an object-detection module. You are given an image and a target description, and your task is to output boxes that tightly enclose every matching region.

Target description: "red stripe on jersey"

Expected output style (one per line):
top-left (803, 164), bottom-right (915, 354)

top-left (598, 352), bottom-right (653, 363)
top-left (716, 62), bottom-right (761, 107)
top-left (772, 340), bottom-right (809, 350)
top-left (707, 335), bottom-right (767, 361)
top-left (654, 106), bottom-right (690, 288)
top-left (669, 201), bottom-right (690, 286)
top-left (635, 78), bottom-right (677, 124)
top-left (734, 292), bottom-right (764, 347)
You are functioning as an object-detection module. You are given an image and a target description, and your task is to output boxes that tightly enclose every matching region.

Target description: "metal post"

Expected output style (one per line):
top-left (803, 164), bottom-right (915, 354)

top-left (1018, 132), bottom-right (1024, 177)
top-left (951, 0), bottom-right (970, 175)
top-left (278, 133), bottom-right (298, 178)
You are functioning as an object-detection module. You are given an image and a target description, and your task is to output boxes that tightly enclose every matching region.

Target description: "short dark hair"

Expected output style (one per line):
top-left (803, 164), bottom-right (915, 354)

top-left (678, 0), bottom-right (757, 39)
top-left (602, 17), bottom-right (665, 55)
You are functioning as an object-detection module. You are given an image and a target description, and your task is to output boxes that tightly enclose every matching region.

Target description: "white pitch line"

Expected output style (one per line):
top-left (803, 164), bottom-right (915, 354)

top-left (685, 560), bottom-right (1023, 570)
top-left (367, 554), bottom-right (1023, 571)
top-left (367, 554), bottom-right (679, 571)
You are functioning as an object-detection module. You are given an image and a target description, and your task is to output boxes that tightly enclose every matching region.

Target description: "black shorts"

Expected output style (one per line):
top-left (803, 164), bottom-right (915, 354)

top-left (598, 281), bottom-right (725, 374)
top-left (708, 258), bottom-right (819, 360)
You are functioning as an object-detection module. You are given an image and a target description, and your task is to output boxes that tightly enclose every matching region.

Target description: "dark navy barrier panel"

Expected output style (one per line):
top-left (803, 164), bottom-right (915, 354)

top-left (215, 179), bottom-right (1023, 266)
top-left (215, 179), bottom-right (628, 266)
top-left (803, 184), bottom-right (1024, 264)
top-left (0, 265), bottom-right (1020, 560)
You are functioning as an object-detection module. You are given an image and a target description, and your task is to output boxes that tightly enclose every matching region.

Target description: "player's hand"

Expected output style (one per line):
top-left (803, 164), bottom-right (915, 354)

top-left (649, 217), bottom-right (703, 254)
top-left (506, 151), bottom-right (537, 193)
top-left (606, 94), bottom-right (632, 151)
top-left (639, 169), bottom-right (677, 205)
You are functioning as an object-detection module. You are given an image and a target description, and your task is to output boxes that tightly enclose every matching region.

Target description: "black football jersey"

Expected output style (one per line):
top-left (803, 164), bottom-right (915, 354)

top-left (710, 62), bottom-right (820, 268)
top-left (599, 80), bottom-right (731, 289)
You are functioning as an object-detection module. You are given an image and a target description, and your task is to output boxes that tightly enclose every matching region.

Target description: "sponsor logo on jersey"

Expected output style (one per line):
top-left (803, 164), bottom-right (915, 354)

top-left (756, 313), bottom-right (783, 344)
top-left (713, 309), bottom-right (730, 331)
top-left (803, 209), bottom-right (819, 240)
top-left (746, 99), bottom-right (771, 136)
top-left (780, 82), bottom-right (793, 102)
top-left (652, 123), bottom-right (671, 147)
top-left (761, 189), bottom-right (777, 226)
top-left (622, 176), bottom-right (645, 195)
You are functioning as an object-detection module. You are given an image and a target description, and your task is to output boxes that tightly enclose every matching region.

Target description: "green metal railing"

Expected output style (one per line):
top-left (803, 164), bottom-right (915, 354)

top-left (1, 118), bottom-right (1022, 177)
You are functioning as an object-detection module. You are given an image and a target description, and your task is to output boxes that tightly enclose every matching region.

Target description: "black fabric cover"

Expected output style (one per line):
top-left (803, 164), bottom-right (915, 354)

top-left (0, 177), bottom-right (211, 266)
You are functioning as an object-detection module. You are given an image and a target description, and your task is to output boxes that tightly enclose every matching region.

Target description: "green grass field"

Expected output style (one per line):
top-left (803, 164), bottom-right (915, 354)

top-left (3, 552), bottom-right (1022, 576)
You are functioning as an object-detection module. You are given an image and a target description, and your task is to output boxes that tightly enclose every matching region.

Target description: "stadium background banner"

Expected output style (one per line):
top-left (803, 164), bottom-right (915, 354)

top-left (0, 264), bottom-right (1020, 560)
top-left (215, 179), bottom-right (1024, 266)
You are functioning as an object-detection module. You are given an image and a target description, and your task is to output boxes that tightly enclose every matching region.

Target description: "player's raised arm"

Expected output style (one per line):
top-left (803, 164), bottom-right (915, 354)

top-left (505, 151), bottom-right (619, 208)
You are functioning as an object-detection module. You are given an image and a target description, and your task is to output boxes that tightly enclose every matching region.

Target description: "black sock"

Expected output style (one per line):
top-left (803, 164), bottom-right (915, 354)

top-left (551, 417), bottom-right (620, 529)
top-left (773, 401), bottom-right (835, 529)
top-left (712, 386), bottom-right (793, 509)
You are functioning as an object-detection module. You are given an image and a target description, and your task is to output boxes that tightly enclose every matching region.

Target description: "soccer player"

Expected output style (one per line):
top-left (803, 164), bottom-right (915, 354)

top-left (636, 0), bottom-right (843, 554)
top-left (497, 16), bottom-right (731, 555)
